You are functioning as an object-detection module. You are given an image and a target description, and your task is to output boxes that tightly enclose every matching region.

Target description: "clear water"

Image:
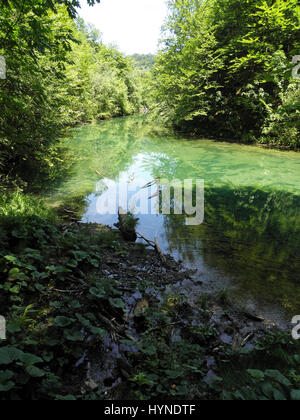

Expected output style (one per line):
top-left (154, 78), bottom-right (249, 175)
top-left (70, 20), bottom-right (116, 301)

top-left (49, 115), bottom-right (300, 325)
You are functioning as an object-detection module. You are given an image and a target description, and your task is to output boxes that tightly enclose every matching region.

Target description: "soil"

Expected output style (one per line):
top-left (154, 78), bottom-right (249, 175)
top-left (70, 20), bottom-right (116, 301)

top-left (75, 224), bottom-right (281, 399)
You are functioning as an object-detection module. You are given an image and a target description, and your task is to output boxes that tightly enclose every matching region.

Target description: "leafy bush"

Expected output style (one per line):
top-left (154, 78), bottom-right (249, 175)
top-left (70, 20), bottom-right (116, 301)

top-left (217, 331), bottom-right (300, 400)
top-left (0, 194), bottom-right (126, 400)
top-left (152, 0), bottom-right (300, 148)
top-left (260, 83), bottom-right (300, 149)
top-left (0, 3), bottom-right (142, 188)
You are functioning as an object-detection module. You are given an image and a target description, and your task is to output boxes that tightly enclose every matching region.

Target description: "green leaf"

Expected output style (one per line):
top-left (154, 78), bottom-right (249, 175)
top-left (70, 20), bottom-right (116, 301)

top-left (9, 285), bottom-right (20, 294)
top-left (291, 390), bottom-right (300, 401)
top-left (54, 316), bottom-right (75, 328)
top-left (109, 297), bottom-right (125, 309)
top-left (8, 268), bottom-right (20, 279)
top-left (89, 259), bottom-right (99, 268)
top-left (90, 327), bottom-right (107, 337)
top-left (165, 370), bottom-right (182, 379)
top-left (4, 255), bottom-right (18, 264)
top-left (35, 283), bottom-right (45, 292)
top-left (64, 328), bottom-right (84, 342)
top-left (89, 287), bottom-right (105, 299)
top-left (0, 369), bottom-right (15, 391)
top-left (0, 370), bottom-right (14, 382)
top-left (26, 365), bottom-right (45, 378)
top-left (72, 251), bottom-right (88, 261)
top-left (247, 369), bottom-right (265, 381)
top-left (19, 353), bottom-right (43, 367)
top-left (273, 389), bottom-right (286, 401)
top-left (6, 322), bottom-right (22, 333)
top-left (56, 394), bottom-right (77, 400)
top-left (265, 370), bottom-right (292, 387)
top-left (261, 381), bottom-right (276, 399)
top-left (0, 347), bottom-right (23, 365)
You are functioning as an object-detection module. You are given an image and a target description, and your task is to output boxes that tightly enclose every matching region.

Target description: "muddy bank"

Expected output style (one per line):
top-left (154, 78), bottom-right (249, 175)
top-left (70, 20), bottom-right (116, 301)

top-left (0, 199), bottom-right (297, 401)
top-left (78, 224), bottom-right (284, 399)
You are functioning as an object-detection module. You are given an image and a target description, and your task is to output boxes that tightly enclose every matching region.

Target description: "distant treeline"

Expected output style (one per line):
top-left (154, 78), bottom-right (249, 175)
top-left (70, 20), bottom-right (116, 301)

top-left (129, 54), bottom-right (156, 70)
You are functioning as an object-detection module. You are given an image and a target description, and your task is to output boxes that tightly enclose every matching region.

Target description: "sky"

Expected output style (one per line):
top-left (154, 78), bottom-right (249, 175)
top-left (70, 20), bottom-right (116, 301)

top-left (78, 0), bottom-right (168, 55)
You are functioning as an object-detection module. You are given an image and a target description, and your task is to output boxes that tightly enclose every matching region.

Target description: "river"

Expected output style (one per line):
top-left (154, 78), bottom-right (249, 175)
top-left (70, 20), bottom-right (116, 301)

top-left (48, 115), bottom-right (300, 326)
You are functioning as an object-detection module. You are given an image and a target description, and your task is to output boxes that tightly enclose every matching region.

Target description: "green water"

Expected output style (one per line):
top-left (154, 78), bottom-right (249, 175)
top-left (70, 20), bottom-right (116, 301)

top-left (49, 115), bottom-right (300, 324)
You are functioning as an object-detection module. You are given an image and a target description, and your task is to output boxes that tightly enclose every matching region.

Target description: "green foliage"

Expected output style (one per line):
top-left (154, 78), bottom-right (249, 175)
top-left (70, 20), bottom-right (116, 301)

top-left (130, 54), bottom-right (155, 71)
top-left (217, 331), bottom-right (300, 400)
top-left (61, 19), bottom-right (142, 124)
top-left (128, 307), bottom-right (214, 400)
top-left (121, 212), bottom-right (139, 231)
top-left (126, 294), bottom-right (300, 401)
top-left (260, 83), bottom-right (300, 148)
top-left (152, 0), bottom-right (300, 147)
top-left (1, 193), bottom-right (300, 400)
top-left (0, 4), bottom-right (74, 187)
top-left (0, 3), bottom-right (142, 188)
top-left (0, 193), bottom-right (127, 400)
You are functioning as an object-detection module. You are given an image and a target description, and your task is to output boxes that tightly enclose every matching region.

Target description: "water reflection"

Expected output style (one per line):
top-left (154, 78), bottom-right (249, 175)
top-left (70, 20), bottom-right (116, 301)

top-left (163, 186), bottom-right (300, 316)
top-left (49, 115), bottom-right (300, 322)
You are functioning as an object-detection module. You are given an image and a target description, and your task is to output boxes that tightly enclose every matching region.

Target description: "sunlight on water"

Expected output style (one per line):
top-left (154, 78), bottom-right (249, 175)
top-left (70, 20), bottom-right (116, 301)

top-left (48, 115), bottom-right (300, 324)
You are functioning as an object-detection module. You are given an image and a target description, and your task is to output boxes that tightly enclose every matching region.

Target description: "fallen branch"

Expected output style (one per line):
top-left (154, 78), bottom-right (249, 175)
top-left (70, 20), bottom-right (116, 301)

top-left (62, 208), bottom-right (77, 214)
top-left (155, 235), bottom-right (167, 264)
top-left (52, 288), bottom-right (77, 294)
top-left (136, 232), bottom-right (166, 264)
top-left (137, 232), bottom-right (155, 247)
top-left (141, 177), bottom-right (161, 190)
top-left (98, 313), bottom-right (124, 335)
top-left (125, 332), bottom-right (139, 343)
top-left (242, 311), bottom-right (264, 323)
top-left (95, 169), bottom-right (104, 178)
top-left (241, 332), bottom-right (254, 347)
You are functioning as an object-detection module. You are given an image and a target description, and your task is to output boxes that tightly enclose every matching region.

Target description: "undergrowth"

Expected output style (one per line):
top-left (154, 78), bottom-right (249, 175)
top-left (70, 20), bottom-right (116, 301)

top-left (0, 193), bottom-right (126, 399)
top-left (1, 192), bottom-right (300, 400)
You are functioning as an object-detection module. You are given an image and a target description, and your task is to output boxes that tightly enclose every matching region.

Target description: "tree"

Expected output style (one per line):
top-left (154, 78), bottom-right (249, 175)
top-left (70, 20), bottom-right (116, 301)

top-left (152, 0), bottom-right (300, 147)
top-left (0, 1), bottom-right (142, 188)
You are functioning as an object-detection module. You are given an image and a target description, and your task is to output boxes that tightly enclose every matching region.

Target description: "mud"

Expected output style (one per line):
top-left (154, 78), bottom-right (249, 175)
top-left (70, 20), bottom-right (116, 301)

top-left (77, 229), bottom-right (283, 399)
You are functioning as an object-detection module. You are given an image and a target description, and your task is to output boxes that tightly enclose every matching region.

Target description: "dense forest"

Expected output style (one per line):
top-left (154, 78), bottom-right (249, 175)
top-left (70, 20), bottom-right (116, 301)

top-left (130, 53), bottom-right (155, 70)
top-left (152, 0), bottom-right (300, 148)
top-left (0, 0), bottom-right (299, 191)
top-left (0, 0), bottom-right (300, 402)
top-left (0, 0), bottom-right (143, 190)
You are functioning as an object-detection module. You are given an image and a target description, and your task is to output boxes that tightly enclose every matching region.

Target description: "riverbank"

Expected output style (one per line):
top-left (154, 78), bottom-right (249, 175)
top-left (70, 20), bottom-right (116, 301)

top-left (1, 192), bottom-right (300, 400)
top-left (167, 127), bottom-right (300, 152)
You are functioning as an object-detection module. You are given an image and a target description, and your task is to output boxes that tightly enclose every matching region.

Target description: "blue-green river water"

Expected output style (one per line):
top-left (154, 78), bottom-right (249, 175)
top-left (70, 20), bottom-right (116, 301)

top-left (48, 116), bottom-right (300, 325)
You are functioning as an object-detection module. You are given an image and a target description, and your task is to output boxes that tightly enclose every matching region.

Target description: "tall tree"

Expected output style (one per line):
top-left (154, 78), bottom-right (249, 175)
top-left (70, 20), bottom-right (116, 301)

top-left (152, 0), bottom-right (300, 147)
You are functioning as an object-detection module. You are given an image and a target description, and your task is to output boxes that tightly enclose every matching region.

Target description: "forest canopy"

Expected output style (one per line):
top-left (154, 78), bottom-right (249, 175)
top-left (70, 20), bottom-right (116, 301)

top-left (130, 54), bottom-right (155, 70)
top-left (0, 1), bottom-right (142, 189)
top-left (152, 0), bottom-right (300, 148)
top-left (1, 0), bottom-right (300, 402)
top-left (0, 0), bottom-right (299, 191)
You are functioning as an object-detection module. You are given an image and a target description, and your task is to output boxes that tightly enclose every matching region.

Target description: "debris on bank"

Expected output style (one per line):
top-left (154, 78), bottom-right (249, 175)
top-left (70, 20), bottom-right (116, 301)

top-left (78, 223), bottom-right (280, 399)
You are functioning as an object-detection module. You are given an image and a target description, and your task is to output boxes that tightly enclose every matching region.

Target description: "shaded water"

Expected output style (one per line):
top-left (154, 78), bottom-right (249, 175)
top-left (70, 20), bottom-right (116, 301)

top-left (49, 115), bottom-right (300, 325)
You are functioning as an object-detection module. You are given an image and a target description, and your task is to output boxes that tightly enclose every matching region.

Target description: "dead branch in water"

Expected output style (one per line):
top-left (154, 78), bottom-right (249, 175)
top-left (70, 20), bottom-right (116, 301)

top-left (137, 232), bottom-right (167, 265)
top-left (96, 169), bottom-right (104, 178)
top-left (137, 232), bottom-right (155, 247)
top-left (155, 235), bottom-right (167, 264)
top-left (141, 177), bottom-right (161, 190)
